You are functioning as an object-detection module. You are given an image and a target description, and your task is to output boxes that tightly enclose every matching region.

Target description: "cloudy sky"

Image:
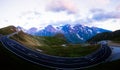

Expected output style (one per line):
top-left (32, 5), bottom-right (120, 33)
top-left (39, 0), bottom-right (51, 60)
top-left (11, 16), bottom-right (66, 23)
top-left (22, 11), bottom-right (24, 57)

top-left (0, 0), bottom-right (120, 31)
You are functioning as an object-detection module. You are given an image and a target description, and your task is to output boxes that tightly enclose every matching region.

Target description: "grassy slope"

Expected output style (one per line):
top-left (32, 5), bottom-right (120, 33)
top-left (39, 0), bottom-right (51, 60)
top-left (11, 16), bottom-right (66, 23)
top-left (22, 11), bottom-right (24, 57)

top-left (11, 31), bottom-right (42, 49)
top-left (88, 30), bottom-right (120, 43)
top-left (35, 36), bottom-right (100, 57)
top-left (0, 26), bottom-right (17, 35)
top-left (12, 32), bottom-right (100, 57)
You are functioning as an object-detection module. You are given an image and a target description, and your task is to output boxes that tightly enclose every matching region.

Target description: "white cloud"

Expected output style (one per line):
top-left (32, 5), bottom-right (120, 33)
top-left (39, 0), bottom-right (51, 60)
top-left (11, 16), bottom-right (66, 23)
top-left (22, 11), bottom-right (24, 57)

top-left (95, 0), bottom-right (110, 6)
top-left (0, 0), bottom-right (120, 31)
top-left (89, 19), bottom-right (120, 31)
top-left (46, 0), bottom-right (78, 14)
top-left (17, 11), bottom-right (76, 29)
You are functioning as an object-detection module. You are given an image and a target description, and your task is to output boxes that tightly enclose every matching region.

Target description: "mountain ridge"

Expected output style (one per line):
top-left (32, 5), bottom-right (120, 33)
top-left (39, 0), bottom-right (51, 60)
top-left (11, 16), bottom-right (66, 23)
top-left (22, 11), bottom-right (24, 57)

top-left (25, 24), bottom-right (111, 43)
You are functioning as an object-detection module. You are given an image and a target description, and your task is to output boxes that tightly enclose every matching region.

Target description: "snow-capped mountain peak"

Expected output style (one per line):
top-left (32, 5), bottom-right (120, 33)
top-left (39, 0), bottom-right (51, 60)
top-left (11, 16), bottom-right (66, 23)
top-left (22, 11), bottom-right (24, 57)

top-left (25, 24), bottom-right (111, 43)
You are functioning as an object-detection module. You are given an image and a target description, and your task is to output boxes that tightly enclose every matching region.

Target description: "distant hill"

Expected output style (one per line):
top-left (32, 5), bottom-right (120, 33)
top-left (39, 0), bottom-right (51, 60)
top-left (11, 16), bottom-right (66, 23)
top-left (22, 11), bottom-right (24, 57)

top-left (87, 30), bottom-right (120, 42)
top-left (26, 24), bottom-right (110, 43)
top-left (0, 26), bottom-right (18, 35)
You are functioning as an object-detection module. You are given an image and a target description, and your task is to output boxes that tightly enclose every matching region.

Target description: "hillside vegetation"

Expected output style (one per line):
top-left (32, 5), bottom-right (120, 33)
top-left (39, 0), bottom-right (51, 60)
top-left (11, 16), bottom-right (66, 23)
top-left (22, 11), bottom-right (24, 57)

top-left (88, 30), bottom-right (120, 43)
top-left (0, 26), bottom-right (17, 35)
top-left (11, 31), bottom-right (41, 49)
top-left (12, 31), bottom-right (100, 57)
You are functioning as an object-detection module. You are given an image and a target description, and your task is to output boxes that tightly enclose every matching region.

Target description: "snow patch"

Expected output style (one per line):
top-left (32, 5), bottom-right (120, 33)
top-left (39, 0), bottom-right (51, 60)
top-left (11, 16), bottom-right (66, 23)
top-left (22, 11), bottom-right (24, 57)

top-left (76, 34), bottom-right (84, 40)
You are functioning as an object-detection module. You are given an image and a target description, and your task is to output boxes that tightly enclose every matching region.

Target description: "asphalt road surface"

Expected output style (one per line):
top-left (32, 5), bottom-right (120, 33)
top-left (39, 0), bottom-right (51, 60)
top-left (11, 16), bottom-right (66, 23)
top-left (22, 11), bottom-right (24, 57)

top-left (0, 35), bottom-right (112, 69)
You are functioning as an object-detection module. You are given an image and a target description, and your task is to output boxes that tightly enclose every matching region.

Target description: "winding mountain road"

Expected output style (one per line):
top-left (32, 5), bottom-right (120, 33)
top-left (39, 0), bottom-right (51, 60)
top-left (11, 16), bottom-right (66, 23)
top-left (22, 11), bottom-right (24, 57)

top-left (0, 33), bottom-right (112, 69)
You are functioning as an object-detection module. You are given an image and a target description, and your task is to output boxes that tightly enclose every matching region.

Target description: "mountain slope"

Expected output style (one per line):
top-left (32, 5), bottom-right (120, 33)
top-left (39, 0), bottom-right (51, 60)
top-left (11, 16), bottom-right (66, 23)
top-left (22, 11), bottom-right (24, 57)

top-left (0, 26), bottom-right (18, 35)
top-left (61, 24), bottom-right (110, 43)
top-left (27, 24), bottom-right (110, 43)
top-left (34, 25), bottom-right (58, 36)
top-left (0, 26), bottom-right (42, 49)
top-left (11, 31), bottom-right (42, 49)
top-left (87, 30), bottom-right (120, 42)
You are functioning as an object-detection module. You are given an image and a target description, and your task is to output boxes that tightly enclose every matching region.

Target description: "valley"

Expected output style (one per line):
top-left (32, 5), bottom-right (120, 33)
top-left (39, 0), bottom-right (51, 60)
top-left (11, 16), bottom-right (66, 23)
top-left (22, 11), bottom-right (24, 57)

top-left (0, 25), bottom-right (120, 70)
top-left (0, 25), bottom-right (104, 57)
top-left (2, 24), bottom-right (119, 58)
top-left (11, 29), bottom-right (100, 57)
